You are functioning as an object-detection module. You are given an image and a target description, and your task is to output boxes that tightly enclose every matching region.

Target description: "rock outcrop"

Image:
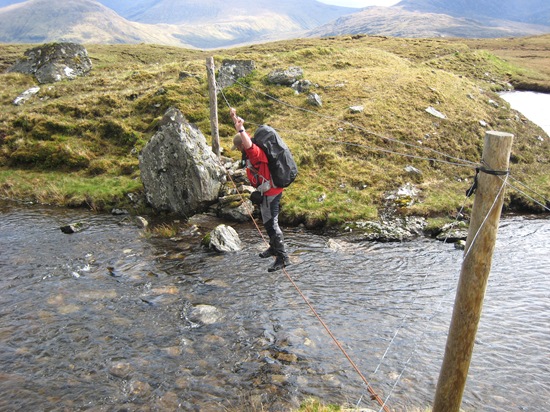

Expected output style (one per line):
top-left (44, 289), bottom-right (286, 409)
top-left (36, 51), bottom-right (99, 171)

top-left (8, 42), bottom-right (92, 84)
top-left (139, 107), bottom-right (225, 217)
top-left (217, 59), bottom-right (255, 89)
top-left (266, 66), bottom-right (304, 86)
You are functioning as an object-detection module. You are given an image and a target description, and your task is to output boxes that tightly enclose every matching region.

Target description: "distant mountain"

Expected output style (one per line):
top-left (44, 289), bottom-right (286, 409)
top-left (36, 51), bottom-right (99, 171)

top-left (397, 0), bottom-right (550, 26)
top-left (0, 0), bottom-right (194, 46)
top-left (1, 0), bottom-right (550, 48)
top-left (308, 5), bottom-right (550, 39)
top-left (102, 0), bottom-right (357, 27)
top-left (0, 0), bottom-right (359, 48)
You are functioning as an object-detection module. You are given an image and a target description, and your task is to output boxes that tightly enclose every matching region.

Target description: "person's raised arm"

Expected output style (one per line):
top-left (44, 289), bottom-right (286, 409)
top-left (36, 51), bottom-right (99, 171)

top-left (230, 108), bottom-right (252, 150)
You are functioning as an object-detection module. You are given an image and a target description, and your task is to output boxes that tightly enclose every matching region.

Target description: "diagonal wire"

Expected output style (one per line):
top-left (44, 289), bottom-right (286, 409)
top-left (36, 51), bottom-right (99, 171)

top-left (377, 176), bottom-right (510, 408)
top-left (506, 176), bottom-right (550, 213)
top-left (223, 143), bottom-right (391, 412)
top-left (463, 174), bottom-right (509, 259)
top-left (234, 80), bottom-right (479, 167)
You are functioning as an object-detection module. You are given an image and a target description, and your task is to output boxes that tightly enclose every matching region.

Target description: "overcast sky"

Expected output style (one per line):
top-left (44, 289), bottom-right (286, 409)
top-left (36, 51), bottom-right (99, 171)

top-left (317, 0), bottom-right (401, 7)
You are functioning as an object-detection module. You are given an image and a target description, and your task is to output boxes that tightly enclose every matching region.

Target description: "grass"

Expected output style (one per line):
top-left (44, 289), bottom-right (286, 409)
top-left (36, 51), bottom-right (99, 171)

top-left (460, 34), bottom-right (550, 92)
top-left (0, 168), bottom-right (141, 210)
top-left (1, 35), bottom-right (549, 226)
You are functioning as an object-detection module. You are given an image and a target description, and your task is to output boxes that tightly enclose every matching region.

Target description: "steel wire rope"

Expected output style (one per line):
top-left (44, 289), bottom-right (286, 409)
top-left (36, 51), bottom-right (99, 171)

top-left (463, 173), bottom-right (509, 260)
top-left (369, 188), bottom-right (470, 379)
top-left (505, 180), bottom-right (550, 213)
top-left (223, 171), bottom-right (391, 412)
top-left (509, 175), bottom-right (550, 204)
top-left (375, 179), bottom-right (511, 409)
top-left (220, 82), bottom-right (488, 410)
top-left (226, 83), bottom-right (549, 211)
top-left (376, 278), bottom-right (457, 412)
top-left (506, 175), bottom-right (550, 212)
top-left (220, 81), bottom-right (546, 409)
top-left (479, 160), bottom-right (550, 213)
top-left (218, 86), bottom-right (392, 412)
top-left (234, 80), bottom-right (480, 168)
top-left (254, 124), bottom-right (479, 170)
top-left (373, 220), bottom-right (468, 410)
top-left (225, 87), bottom-right (477, 385)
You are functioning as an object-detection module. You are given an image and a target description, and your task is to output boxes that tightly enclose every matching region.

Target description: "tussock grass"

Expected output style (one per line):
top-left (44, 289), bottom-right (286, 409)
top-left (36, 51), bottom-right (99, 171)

top-left (1, 36), bottom-right (548, 223)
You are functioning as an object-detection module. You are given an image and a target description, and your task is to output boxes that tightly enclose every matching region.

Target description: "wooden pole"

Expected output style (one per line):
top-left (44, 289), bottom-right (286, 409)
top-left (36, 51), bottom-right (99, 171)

top-left (432, 131), bottom-right (513, 412)
top-left (206, 56), bottom-right (220, 158)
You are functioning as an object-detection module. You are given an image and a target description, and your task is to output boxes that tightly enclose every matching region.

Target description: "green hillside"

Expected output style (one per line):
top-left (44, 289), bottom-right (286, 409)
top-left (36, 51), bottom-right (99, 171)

top-left (0, 35), bottom-right (549, 226)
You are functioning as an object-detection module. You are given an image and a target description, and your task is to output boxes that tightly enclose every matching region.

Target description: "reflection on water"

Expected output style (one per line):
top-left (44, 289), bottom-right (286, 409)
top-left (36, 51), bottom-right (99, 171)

top-left (1, 201), bottom-right (549, 411)
top-left (500, 91), bottom-right (550, 136)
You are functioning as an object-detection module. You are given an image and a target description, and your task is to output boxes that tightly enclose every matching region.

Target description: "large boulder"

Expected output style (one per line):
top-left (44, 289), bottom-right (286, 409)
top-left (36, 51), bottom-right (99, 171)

top-left (139, 107), bottom-right (225, 216)
top-left (217, 59), bottom-right (255, 89)
top-left (8, 42), bottom-right (92, 84)
top-left (266, 66), bottom-right (304, 86)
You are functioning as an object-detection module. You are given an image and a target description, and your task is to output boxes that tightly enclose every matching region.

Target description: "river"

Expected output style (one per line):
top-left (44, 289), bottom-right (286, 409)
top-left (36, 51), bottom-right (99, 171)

top-left (1, 200), bottom-right (549, 411)
top-left (500, 91), bottom-right (550, 137)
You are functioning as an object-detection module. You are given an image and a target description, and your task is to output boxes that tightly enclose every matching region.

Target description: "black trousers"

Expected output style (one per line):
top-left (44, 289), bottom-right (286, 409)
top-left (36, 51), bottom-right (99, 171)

top-left (260, 193), bottom-right (287, 257)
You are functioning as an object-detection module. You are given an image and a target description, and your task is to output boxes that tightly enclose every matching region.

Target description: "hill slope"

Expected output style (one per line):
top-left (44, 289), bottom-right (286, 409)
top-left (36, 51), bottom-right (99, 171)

top-left (1, 36), bottom-right (548, 222)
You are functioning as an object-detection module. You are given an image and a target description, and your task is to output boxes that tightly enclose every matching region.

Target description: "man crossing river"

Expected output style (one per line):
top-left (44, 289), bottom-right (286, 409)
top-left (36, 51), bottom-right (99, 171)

top-left (229, 108), bottom-right (291, 272)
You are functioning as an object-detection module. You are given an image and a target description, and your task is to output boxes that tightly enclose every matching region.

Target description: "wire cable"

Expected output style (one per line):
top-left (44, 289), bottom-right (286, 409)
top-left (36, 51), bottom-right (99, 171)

top-left (234, 80), bottom-right (479, 168)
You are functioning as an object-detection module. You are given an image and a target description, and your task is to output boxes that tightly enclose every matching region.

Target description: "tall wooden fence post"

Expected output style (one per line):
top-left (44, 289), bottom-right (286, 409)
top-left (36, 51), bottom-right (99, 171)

top-left (433, 131), bottom-right (513, 412)
top-left (206, 56), bottom-right (220, 158)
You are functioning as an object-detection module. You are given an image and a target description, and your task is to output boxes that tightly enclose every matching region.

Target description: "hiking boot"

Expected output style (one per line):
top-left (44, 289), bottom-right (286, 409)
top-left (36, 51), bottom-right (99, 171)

top-left (283, 256), bottom-right (291, 267)
top-left (259, 248), bottom-right (274, 258)
top-left (268, 256), bottom-right (285, 272)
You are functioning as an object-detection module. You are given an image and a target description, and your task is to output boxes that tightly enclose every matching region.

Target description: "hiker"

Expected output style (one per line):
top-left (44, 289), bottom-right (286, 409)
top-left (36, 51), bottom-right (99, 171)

top-left (230, 108), bottom-right (291, 272)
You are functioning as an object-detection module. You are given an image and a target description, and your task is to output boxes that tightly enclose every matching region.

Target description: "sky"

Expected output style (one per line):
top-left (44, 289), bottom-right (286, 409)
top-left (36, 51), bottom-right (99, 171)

top-left (317, 0), bottom-right (401, 7)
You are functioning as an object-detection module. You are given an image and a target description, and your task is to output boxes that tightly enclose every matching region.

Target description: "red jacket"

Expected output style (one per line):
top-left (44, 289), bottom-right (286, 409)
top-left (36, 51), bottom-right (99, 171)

top-left (245, 143), bottom-right (283, 197)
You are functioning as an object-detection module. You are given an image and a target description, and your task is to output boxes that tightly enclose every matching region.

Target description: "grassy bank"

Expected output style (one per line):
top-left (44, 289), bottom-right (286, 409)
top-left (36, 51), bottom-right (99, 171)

top-left (1, 35), bottom-right (549, 225)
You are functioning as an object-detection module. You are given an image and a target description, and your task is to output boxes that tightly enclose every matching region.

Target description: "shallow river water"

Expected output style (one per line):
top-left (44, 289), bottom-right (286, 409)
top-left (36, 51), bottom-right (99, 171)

top-left (0, 201), bottom-right (549, 411)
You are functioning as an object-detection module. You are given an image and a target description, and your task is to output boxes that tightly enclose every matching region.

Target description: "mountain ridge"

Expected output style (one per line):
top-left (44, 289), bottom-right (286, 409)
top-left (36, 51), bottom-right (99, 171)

top-left (0, 0), bottom-right (358, 48)
top-left (0, 0), bottom-right (549, 48)
top-left (308, 5), bottom-right (550, 39)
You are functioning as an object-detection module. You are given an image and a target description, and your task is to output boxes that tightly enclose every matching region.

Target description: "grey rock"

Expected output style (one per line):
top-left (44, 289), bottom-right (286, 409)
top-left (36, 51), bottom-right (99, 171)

top-left (109, 362), bottom-right (133, 379)
top-left (217, 59), bottom-right (255, 89)
top-left (9, 43), bottom-right (92, 84)
top-left (111, 208), bottom-right (128, 216)
top-left (291, 79), bottom-right (312, 93)
top-left (347, 217), bottom-right (427, 242)
top-left (139, 107), bottom-right (225, 216)
top-left (307, 93), bottom-right (322, 107)
top-left (178, 71), bottom-right (199, 80)
top-left (488, 99), bottom-right (500, 108)
top-left (425, 106), bottom-right (446, 119)
top-left (455, 240), bottom-right (466, 250)
top-left (218, 198), bottom-right (254, 223)
top-left (60, 222), bottom-right (88, 234)
top-left (189, 304), bottom-right (223, 325)
top-left (267, 66), bottom-right (303, 86)
top-left (404, 165), bottom-right (422, 176)
top-left (208, 224), bottom-right (242, 252)
top-left (349, 105), bottom-right (364, 113)
top-left (13, 86), bottom-right (40, 105)
top-left (436, 222), bottom-right (469, 243)
top-left (385, 183), bottom-right (420, 207)
top-left (135, 216), bottom-right (149, 229)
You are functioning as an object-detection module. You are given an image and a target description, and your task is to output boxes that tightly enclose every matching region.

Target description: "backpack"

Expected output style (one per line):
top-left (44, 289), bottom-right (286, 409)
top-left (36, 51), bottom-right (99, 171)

top-left (252, 125), bottom-right (298, 188)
